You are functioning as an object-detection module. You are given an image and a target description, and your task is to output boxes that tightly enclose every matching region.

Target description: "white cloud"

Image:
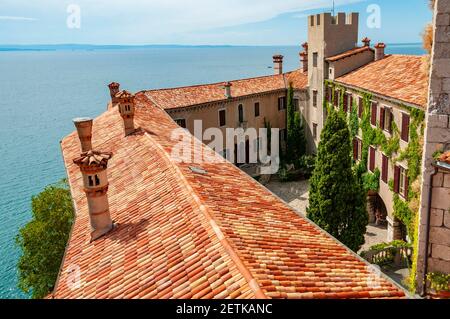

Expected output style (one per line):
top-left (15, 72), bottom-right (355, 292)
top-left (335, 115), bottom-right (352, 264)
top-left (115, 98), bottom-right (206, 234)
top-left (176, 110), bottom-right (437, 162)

top-left (0, 16), bottom-right (37, 21)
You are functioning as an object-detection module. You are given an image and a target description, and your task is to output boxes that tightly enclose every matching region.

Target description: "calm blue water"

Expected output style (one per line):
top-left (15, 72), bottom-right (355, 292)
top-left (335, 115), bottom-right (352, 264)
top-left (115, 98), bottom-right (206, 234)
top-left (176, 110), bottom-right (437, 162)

top-left (0, 44), bottom-right (425, 299)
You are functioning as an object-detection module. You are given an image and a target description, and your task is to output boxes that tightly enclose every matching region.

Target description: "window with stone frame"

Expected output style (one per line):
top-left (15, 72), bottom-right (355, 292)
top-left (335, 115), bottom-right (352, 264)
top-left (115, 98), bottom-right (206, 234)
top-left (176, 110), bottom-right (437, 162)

top-left (313, 52), bottom-right (318, 67)
top-left (254, 102), bottom-right (260, 117)
top-left (313, 90), bottom-right (318, 107)
top-left (394, 165), bottom-right (409, 199)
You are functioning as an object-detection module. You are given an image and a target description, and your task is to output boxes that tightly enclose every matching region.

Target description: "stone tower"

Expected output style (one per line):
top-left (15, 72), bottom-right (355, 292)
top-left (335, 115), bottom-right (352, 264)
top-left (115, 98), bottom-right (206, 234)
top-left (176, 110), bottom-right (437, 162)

top-left (116, 90), bottom-right (136, 136)
top-left (73, 150), bottom-right (114, 241)
top-left (307, 12), bottom-right (359, 151)
top-left (416, 0), bottom-right (450, 295)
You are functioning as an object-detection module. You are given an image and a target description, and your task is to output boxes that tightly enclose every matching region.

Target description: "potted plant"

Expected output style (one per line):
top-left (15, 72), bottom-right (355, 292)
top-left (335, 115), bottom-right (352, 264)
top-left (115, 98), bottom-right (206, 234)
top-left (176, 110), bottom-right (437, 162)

top-left (426, 272), bottom-right (450, 299)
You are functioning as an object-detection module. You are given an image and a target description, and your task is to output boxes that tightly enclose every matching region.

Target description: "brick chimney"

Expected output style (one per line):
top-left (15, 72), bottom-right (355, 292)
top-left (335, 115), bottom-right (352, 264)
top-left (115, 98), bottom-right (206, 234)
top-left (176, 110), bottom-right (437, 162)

top-left (116, 90), bottom-right (135, 136)
top-left (374, 43), bottom-right (386, 61)
top-left (73, 150), bottom-right (114, 241)
top-left (108, 82), bottom-right (120, 104)
top-left (300, 42), bottom-right (308, 73)
top-left (273, 55), bottom-right (284, 75)
top-left (362, 37), bottom-right (371, 47)
top-left (224, 82), bottom-right (232, 99)
top-left (73, 118), bottom-right (93, 152)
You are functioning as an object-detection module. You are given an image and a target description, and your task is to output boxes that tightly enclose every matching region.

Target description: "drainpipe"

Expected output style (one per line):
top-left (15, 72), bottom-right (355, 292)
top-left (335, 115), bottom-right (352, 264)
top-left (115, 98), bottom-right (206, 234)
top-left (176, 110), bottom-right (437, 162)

top-left (421, 165), bottom-right (438, 297)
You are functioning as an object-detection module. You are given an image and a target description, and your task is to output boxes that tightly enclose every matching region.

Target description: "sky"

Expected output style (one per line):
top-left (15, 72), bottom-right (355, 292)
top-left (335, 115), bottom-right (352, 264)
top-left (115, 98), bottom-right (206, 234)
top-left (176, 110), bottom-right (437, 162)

top-left (0, 0), bottom-right (432, 45)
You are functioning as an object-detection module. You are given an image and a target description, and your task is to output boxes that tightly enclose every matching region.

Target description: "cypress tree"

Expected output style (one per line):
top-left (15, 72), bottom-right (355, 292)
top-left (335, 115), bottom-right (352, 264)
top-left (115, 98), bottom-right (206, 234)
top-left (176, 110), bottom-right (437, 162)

top-left (286, 84), bottom-right (306, 166)
top-left (307, 109), bottom-right (368, 251)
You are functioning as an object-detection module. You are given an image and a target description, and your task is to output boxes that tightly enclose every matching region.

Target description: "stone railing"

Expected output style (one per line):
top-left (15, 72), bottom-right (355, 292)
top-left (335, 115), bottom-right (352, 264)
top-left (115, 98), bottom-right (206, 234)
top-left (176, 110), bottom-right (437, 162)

top-left (363, 246), bottom-right (413, 267)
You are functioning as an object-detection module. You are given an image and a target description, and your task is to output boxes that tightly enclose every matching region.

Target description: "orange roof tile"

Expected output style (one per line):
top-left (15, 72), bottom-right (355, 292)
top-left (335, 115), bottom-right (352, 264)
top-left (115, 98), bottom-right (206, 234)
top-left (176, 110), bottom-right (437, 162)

top-left (53, 93), bottom-right (406, 299)
top-left (326, 46), bottom-right (374, 62)
top-left (145, 70), bottom-right (307, 110)
top-left (335, 55), bottom-right (428, 108)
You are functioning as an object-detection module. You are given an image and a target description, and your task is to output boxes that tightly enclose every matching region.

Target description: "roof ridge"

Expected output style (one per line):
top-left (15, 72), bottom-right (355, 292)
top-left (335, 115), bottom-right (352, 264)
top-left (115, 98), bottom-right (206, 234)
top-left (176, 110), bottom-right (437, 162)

top-left (144, 71), bottom-right (293, 93)
top-left (142, 130), bottom-right (267, 299)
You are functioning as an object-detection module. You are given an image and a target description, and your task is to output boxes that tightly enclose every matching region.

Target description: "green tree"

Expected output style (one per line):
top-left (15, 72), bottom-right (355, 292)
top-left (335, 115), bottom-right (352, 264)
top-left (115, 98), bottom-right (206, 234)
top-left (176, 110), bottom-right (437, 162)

top-left (307, 110), bottom-right (368, 251)
top-left (286, 84), bottom-right (306, 166)
top-left (16, 179), bottom-right (74, 299)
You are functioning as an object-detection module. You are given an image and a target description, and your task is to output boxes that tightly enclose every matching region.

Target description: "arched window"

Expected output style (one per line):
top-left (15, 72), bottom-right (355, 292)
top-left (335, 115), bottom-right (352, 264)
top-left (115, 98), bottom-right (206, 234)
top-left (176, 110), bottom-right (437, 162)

top-left (238, 104), bottom-right (244, 123)
top-left (95, 175), bottom-right (100, 186)
top-left (88, 176), bottom-right (94, 187)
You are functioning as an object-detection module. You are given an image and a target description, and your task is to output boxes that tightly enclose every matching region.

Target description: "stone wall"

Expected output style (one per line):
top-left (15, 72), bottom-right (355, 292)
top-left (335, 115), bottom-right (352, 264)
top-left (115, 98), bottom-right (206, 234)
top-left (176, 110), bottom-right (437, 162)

top-left (416, 0), bottom-right (450, 295)
top-left (428, 168), bottom-right (450, 273)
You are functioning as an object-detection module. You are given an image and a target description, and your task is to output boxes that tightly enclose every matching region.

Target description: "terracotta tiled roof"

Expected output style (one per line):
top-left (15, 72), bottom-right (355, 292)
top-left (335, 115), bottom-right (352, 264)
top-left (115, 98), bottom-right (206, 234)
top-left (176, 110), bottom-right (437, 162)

top-left (145, 70), bottom-right (308, 110)
top-left (439, 151), bottom-right (450, 165)
top-left (326, 46), bottom-right (374, 62)
top-left (53, 92), bottom-right (406, 299)
top-left (335, 55), bottom-right (429, 108)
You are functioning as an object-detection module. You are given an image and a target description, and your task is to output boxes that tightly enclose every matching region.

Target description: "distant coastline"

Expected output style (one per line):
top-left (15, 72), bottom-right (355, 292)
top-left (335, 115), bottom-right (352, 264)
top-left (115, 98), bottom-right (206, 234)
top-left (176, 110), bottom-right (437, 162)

top-left (0, 43), bottom-right (424, 52)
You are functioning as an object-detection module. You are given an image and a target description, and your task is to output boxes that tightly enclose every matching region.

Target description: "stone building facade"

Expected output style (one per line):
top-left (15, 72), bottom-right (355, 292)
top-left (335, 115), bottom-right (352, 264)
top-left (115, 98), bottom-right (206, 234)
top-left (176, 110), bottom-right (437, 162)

top-left (416, 0), bottom-right (450, 296)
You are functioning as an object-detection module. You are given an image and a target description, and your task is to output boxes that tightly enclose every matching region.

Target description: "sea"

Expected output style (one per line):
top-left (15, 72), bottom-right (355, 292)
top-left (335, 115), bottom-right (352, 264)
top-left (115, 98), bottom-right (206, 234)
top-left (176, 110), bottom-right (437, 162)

top-left (0, 43), bottom-right (425, 299)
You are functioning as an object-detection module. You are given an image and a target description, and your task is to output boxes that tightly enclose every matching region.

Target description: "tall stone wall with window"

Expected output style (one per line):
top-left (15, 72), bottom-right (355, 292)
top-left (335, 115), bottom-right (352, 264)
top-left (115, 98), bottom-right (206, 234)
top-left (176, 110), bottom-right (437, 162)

top-left (416, 0), bottom-right (450, 295)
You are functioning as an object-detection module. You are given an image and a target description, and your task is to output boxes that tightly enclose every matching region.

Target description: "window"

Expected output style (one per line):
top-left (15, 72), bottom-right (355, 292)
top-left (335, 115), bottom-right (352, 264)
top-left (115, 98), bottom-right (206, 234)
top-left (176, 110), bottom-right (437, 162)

top-left (401, 113), bottom-right (410, 142)
top-left (313, 52), bottom-right (318, 67)
top-left (310, 16), bottom-right (314, 26)
top-left (278, 97), bottom-right (286, 110)
top-left (88, 175), bottom-right (100, 187)
top-left (353, 138), bottom-right (362, 161)
top-left (175, 118), bottom-right (186, 128)
top-left (238, 104), bottom-right (244, 123)
top-left (254, 102), bottom-right (260, 117)
top-left (313, 90), bottom-right (318, 107)
top-left (293, 98), bottom-right (299, 111)
top-left (381, 154), bottom-right (388, 183)
top-left (219, 109), bottom-right (226, 127)
top-left (88, 176), bottom-right (94, 187)
top-left (95, 175), bottom-right (100, 186)
top-left (317, 14), bottom-right (321, 25)
top-left (348, 94), bottom-right (353, 113)
top-left (394, 166), bottom-right (409, 198)
top-left (380, 107), bottom-right (393, 133)
top-left (369, 146), bottom-right (376, 172)
top-left (313, 123), bottom-right (318, 140)
top-left (326, 86), bottom-right (333, 103)
top-left (371, 102), bottom-right (377, 126)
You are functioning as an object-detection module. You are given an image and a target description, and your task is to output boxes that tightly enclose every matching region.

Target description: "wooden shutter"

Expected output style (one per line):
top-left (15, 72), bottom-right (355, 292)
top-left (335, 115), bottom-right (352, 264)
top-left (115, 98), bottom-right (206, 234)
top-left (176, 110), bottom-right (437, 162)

top-left (401, 113), bottom-right (410, 142)
top-left (381, 155), bottom-right (388, 183)
top-left (404, 173), bottom-right (409, 199)
top-left (353, 139), bottom-right (358, 160)
top-left (371, 102), bottom-right (377, 126)
top-left (343, 93), bottom-right (348, 112)
top-left (369, 147), bottom-right (376, 172)
top-left (358, 97), bottom-right (363, 118)
top-left (380, 107), bottom-right (385, 130)
top-left (394, 166), bottom-right (400, 193)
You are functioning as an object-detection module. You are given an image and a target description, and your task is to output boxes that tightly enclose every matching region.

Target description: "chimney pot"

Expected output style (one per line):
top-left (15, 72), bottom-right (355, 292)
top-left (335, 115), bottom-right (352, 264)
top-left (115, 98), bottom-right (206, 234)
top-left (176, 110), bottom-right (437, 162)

top-left (273, 54), bottom-right (284, 75)
top-left (73, 117), bottom-right (93, 152)
top-left (73, 150), bottom-right (114, 241)
top-left (108, 82), bottom-right (120, 105)
top-left (374, 43), bottom-right (386, 61)
top-left (300, 51), bottom-right (308, 73)
top-left (224, 82), bottom-right (232, 99)
top-left (362, 37), bottom-right (371, 47)
top-left (117, 90), bottom-right (136, 136)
